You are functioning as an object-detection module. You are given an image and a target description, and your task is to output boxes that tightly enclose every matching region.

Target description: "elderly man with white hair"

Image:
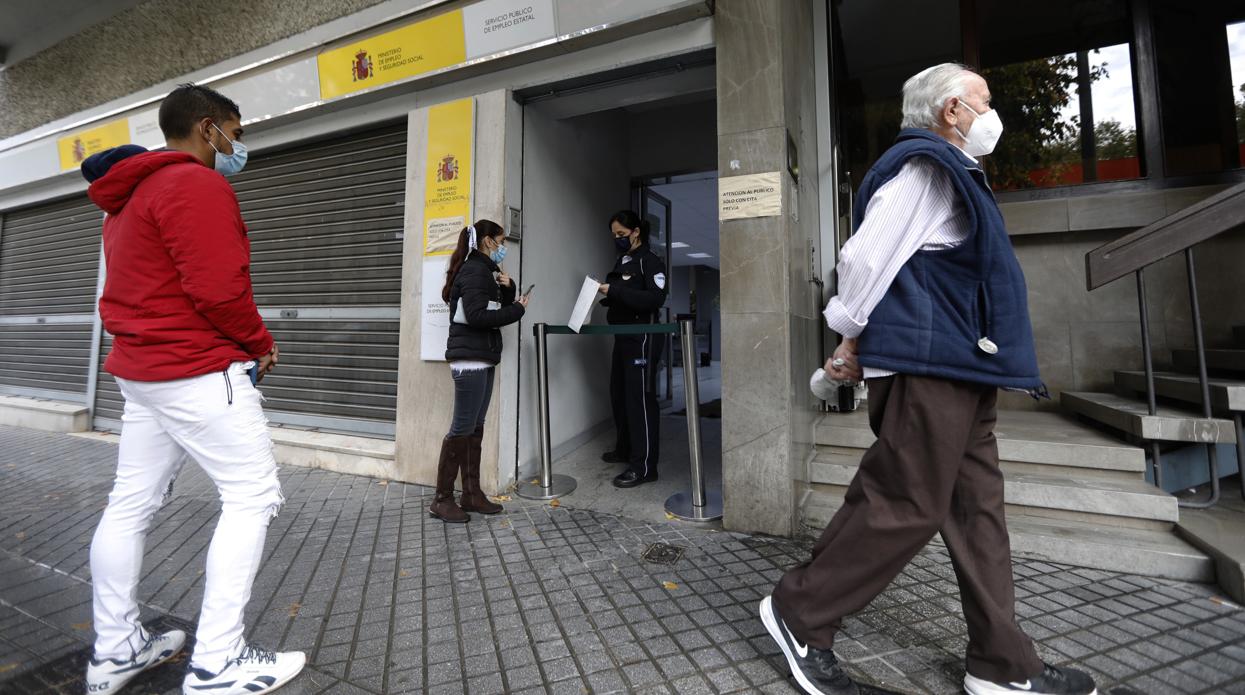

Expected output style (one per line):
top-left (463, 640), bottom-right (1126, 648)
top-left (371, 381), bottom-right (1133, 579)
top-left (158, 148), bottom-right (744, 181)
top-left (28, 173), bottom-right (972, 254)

top-left (758, 64), bottom-right (1097, 695)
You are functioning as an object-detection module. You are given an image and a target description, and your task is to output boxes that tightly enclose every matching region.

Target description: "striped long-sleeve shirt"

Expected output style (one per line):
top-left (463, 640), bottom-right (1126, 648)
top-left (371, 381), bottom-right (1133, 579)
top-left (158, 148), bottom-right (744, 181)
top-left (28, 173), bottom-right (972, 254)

top-left (823, 155), bottom-right (974, 379)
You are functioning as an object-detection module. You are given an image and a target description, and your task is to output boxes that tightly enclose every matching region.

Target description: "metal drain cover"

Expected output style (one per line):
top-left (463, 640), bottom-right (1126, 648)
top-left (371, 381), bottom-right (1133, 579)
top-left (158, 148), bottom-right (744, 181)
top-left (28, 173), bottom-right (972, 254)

top-left (641, 542), bottom-right (685, 565)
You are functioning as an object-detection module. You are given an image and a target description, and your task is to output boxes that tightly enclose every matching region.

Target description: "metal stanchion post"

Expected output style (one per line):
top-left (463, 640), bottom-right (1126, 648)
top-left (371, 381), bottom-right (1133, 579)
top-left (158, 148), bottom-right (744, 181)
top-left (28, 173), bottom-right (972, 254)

top-left (517, 323), bottom-right (577, 500)
top-left (665, 319), bottom-right (723, 521)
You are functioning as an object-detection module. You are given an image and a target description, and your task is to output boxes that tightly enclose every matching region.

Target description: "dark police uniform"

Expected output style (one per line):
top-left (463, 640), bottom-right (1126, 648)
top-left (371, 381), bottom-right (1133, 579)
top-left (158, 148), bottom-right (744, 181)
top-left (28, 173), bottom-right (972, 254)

top-left (600, 243), bottom-right (668, 481)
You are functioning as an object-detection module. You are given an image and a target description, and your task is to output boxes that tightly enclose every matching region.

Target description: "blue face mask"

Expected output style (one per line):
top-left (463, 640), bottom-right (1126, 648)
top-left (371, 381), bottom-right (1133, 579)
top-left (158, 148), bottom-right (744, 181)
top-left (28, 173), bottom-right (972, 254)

top-left (209, 123), bottom-right (248, 176)
top-left (614, 236), bottom-right (633, 253)
top-left (489, 244), bottom-right (507, 264)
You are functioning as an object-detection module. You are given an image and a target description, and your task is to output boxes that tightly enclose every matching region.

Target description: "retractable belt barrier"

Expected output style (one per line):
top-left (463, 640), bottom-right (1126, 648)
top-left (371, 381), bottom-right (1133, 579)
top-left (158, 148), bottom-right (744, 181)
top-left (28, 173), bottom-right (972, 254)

top-left (518, 320), bottom-right (724, 522)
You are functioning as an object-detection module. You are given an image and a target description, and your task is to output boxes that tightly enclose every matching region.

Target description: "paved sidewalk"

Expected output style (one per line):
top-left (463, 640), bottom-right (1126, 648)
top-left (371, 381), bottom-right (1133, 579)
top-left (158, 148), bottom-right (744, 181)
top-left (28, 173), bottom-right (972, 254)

top-left (1, 426), bottom-right (1244, 694)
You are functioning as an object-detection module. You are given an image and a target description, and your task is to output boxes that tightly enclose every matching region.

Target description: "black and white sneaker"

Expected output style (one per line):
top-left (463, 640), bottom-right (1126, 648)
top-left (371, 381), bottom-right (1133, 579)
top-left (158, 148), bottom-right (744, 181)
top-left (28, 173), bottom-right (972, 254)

top-left (965, 663), bottom-right (1098, 695)
top-left (182, 644), bottom-right (305, 695)
top-left (759, 594), bottom-right (859, 695)
top-left (85, 627), bottom-right (186, 694)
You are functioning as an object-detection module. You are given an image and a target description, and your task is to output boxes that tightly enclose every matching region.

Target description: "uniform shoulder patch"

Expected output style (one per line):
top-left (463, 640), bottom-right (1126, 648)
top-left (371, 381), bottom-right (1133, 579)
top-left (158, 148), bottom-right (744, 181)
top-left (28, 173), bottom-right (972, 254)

top-left (654, 272), bottom-right (666, 289)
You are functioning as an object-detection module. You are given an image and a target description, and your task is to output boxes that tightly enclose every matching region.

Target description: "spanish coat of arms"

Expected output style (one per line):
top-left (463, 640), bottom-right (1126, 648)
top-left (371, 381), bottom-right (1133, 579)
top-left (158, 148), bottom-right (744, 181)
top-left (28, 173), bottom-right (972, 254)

top-left (352, 49), bottom-right (373, 82)
top-left (437, 155), bottom-right (459, 182)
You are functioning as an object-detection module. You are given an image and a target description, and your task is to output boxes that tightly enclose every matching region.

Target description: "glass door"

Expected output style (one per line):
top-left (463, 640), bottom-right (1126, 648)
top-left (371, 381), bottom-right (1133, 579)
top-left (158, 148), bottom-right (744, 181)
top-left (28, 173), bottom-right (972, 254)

top-left (639, 187), bottom-right (674, 400)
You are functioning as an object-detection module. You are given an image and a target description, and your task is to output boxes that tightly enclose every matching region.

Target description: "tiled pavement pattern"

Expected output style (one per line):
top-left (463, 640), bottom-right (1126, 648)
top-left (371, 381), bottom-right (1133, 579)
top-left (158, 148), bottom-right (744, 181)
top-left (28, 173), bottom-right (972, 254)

top-left (1, 426), bottom-right (1244, 694)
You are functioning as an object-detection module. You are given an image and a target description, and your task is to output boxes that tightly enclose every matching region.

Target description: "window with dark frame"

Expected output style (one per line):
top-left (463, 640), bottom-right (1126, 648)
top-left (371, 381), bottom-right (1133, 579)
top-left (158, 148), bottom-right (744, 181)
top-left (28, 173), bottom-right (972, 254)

top-left (1151, 2), bottom-right (1244, 176)
top-left (1233, 21), bottom-right (1245, 166)
top-left (976, 0), bottom-right (1140, 191)
top-left (832, 0), bottom-right (963, 193)
top-left (831, 0), bottom-right (1245, 202)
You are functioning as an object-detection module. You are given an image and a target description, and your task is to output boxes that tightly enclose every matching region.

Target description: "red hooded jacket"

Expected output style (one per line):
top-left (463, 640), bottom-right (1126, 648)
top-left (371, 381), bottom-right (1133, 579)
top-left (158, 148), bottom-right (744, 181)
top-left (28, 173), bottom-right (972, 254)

top-left (88, 150), bottom-right (273, 382)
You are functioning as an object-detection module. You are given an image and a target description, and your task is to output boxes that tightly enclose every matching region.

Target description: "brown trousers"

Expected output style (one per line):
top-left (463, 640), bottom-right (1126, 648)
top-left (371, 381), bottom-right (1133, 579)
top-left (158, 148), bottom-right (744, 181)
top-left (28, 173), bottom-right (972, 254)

top-left (773, 374), bottom-right (1043, 683)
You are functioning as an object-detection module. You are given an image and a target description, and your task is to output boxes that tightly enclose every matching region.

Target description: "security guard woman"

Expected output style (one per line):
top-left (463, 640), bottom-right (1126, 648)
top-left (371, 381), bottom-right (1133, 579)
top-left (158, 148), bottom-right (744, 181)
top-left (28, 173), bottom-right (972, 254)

top-left (598, 210), bottom-right (668, 488)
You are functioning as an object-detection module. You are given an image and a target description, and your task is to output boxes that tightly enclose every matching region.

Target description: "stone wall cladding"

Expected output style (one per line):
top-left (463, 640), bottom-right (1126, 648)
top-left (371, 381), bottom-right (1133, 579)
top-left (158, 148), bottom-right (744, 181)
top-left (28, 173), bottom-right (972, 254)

top-left (0, 0), bottom-right (390, 139)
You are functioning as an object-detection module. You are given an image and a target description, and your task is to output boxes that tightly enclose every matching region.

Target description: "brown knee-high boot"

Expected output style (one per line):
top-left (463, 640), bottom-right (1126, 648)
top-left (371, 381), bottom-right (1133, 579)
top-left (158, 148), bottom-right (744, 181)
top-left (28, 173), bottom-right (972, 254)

top-left (429, 436), bottom-right (470, 523)
top-left (459, 426), bottom-right (503, 515)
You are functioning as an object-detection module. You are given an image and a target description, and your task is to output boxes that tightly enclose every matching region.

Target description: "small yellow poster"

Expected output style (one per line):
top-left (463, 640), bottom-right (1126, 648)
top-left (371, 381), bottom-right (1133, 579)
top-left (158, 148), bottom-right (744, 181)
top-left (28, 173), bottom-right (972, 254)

top-left (423, 98), bottom-right (474, 256)
top-left (57, 119), bottom-right (131, 171)
top-left (317, 9), bottom-right (467, 101)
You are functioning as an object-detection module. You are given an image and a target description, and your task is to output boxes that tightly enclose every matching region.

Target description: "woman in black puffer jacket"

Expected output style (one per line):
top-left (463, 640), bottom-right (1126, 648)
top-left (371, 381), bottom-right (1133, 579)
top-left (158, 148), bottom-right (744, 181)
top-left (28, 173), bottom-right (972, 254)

top-left (433, 220), bottom-right (529, 523)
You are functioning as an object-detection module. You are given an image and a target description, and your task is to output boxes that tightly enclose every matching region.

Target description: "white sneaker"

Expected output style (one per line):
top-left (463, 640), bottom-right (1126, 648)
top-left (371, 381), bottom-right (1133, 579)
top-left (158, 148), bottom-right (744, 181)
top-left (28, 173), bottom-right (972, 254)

top-left (964, 663), bottom-right (1098, 695)
top-left (86, 628), bottom-right (187, 693)
top-left (182, 644), bottom-right (306, 695)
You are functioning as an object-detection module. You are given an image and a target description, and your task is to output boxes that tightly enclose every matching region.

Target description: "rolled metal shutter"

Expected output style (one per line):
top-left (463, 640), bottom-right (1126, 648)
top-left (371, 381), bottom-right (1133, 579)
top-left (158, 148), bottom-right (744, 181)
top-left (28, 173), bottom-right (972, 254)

top-left (231, 122), bottom-right (407, 437)
top-left (0, 196), bottom-right (101, 402)
top-left (93, 335), bottom-right (123, 424)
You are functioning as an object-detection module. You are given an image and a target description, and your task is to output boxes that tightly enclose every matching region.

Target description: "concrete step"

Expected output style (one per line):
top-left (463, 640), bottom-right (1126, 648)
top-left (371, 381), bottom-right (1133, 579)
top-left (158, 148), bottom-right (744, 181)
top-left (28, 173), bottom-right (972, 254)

top-left (1115, 370), bottom-right (1245, 412)
top-left (0, 394), bottom-right (88, 433)
top-left (816, 409), bottom-right (1146, 474)
top-left (1007, 516), bottom-right (1214, 583)
top-left (808, 460), bottom-right (1178, 525)
top-left (1175, 499), bottom-right (1245, 604)
top-left (1005, 471), bottom-right (1178, 523)
top-left (268, 427), bottom-right (398, 479)
top-left (809, 452), bottom-right (861, 485)
top-left (1061, 391), bottom-right (1237, 444)
top-left (1173, 348), bottom-right (1245, 375)
top-left (813, 445), bottom-right (1139, 484)
top-left (799, 488), bottom-right (1213, 582)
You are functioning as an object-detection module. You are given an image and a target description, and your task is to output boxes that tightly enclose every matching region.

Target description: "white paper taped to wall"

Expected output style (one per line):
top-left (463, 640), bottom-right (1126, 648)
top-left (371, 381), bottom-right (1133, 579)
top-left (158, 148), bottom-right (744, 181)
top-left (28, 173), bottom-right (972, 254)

top-left (568, 276), bottom-right (600, 333)
top-left (718, 171), bottom-right (782, 220)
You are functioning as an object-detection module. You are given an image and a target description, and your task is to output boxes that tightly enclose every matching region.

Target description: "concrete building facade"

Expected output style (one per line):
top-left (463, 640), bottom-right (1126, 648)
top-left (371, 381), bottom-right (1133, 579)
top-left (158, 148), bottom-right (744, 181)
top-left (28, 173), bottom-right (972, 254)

top-left (1, 0), bottom-right (1244, 583)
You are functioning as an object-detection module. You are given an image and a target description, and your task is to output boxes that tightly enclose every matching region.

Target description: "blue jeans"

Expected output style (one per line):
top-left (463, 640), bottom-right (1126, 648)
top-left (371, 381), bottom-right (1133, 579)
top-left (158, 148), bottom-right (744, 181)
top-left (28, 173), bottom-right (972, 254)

top-left (448, 367), bottom-right (494, 437)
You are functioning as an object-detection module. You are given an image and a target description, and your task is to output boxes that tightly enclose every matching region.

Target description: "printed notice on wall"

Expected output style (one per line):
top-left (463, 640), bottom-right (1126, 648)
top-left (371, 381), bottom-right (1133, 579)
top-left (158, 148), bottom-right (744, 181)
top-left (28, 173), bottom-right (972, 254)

top-left (423, 98), bottom-right (475, 256)
top-left (718, 171), bottom-right (783, 220)
top-left (127, 109), bottom-right (165, 150)
top-left (420, 257), bottom-right (452, 361)
top-left (463, 0), bottom-right (556, 59)
top-left (57, 119), bottom-right (130, 171)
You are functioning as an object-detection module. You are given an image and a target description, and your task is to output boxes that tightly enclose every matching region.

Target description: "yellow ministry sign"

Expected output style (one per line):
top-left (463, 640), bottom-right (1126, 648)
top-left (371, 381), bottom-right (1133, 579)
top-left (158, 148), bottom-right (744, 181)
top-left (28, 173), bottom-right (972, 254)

top-left (57, 119), bottom-right (130, 171)
top-left (423, 98), bottom-right (474, 256)
top-left (317, 9), bottom-right (466, 101)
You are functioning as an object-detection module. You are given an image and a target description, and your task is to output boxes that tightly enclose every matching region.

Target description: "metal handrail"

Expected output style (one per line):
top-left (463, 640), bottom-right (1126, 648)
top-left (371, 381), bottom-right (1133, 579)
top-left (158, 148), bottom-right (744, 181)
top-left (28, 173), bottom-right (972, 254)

top-left (1085, 183), bottom-right (1245, 506)
top-left (1086, 181), bottom-right (1245, 290)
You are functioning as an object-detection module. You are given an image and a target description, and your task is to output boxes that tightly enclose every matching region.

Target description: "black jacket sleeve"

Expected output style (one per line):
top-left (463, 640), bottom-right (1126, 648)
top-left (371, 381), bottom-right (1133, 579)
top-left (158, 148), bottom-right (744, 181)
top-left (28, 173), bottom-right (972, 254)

top-left (458, 263), bottom-right (524, 328)
top-left (606, 253), bottom-right (667, 313)
top-left (499, 277), bottom-right (518, 305)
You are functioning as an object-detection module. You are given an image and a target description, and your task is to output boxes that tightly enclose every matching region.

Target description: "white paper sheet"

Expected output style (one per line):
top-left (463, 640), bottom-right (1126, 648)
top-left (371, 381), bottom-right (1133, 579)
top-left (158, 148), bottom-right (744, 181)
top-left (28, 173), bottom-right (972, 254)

top-left (420, 257), bottom-right (451, 361)
top-left (568, 275), bottom-right (600, 333)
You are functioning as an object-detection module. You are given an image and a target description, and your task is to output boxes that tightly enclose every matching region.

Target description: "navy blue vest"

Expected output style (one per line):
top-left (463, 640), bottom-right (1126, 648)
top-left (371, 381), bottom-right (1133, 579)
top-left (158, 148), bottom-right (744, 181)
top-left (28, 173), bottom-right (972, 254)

top-left (854, 129), bottom-right (1045, 394)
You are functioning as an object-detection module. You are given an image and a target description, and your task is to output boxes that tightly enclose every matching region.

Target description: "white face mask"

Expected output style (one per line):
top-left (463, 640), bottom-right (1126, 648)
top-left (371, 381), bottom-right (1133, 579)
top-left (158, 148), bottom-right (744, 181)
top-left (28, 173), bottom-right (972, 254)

top-left (954, 99), bottom-right (1003, 157)
top-left (208, 123), bottom-right (248, 176)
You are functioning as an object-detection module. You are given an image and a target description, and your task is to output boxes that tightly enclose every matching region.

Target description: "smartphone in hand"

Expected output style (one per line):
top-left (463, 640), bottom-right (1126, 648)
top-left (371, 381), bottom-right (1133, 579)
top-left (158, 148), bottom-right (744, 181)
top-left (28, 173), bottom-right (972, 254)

top-left (248, 363), bottom-right (259, 386)
top-left (524, 284), bottom-right (535, 297)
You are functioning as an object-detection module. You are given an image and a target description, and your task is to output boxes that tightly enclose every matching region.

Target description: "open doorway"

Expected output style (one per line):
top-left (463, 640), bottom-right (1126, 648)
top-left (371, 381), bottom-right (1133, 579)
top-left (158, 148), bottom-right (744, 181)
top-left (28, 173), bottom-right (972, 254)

top-left (513, 57), bottom-right (721, 522)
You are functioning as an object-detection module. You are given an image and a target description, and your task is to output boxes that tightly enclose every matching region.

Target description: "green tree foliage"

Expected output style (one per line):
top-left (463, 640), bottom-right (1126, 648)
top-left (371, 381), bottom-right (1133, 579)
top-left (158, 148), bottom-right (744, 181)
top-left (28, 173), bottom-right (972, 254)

top-left (981, 55), bottom-right (1080, 188)
top-left (1094, 119), bottom-right (1137, 159)
top-left (1046, 119), bottom-right (1137, 163)
top-left (1237, 83), bottom-right (1245, 143)
top-left (981, 53), bottom-right (1108, 188)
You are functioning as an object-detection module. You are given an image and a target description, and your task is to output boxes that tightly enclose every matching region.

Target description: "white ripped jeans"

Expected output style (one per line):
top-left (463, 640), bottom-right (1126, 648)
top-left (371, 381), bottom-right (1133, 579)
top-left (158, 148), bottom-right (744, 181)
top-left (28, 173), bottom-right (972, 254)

top-left (90, 361), bottom-right (283, 673)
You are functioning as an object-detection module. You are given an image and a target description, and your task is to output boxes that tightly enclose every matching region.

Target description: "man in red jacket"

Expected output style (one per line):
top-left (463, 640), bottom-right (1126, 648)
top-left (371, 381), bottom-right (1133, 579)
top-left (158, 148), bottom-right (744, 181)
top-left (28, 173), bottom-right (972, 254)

top-left (83, 84), bottom-right (304, 695)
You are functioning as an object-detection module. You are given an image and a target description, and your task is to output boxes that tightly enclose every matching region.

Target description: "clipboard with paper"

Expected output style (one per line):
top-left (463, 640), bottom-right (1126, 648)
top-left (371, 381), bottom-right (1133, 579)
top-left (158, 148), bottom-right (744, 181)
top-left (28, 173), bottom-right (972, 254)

top-left (567, 276), bottom-right (600, 333)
